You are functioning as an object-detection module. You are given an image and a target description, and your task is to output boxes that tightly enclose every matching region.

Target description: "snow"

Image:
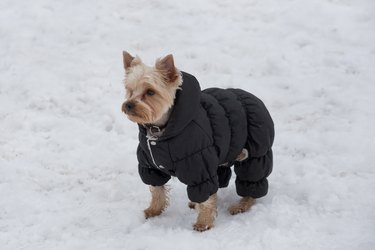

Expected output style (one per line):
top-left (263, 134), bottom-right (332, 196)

top-left (1, 0), bottom-right (375, 249)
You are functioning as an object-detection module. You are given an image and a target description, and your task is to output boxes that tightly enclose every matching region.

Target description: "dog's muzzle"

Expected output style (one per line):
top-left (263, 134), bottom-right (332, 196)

top-left (122, 101), bottom-right (135, 114)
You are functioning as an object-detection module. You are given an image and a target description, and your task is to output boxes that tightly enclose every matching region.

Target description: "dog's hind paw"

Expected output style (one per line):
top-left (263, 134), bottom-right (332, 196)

top-left (228, 197), bottom-right (255, 215)
top-left (228, 206), bottom-right (246, 215)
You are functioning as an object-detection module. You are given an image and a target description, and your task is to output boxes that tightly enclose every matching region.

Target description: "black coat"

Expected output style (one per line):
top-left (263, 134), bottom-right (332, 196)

top-left (137, 72), bottom-right (274, 203)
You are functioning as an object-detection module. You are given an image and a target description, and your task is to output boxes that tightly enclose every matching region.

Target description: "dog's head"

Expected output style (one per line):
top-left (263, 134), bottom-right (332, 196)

top-left (121, 51), bottom-right (182, 125)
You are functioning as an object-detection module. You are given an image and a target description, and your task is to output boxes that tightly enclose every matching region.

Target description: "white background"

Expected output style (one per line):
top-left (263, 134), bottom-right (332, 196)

top-left (1, 0), bottom-right (374, 249)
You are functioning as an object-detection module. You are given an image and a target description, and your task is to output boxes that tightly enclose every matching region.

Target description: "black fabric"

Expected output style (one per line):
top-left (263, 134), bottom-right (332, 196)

top-left (136, 71), bottom-right (274, 203)
top-left (217, 167), bottom-right (232, 188)
top-left (234, 149), bottom-right (273, 198)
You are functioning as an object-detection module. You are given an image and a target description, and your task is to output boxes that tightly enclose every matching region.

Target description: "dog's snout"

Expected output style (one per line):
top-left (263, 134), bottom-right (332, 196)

top-left (122, 101), bottom-right (135, 113)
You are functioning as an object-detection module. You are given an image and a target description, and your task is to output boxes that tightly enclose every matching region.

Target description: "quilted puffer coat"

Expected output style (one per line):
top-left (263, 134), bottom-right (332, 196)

top-left (137, 72), bottom-right (274, 203)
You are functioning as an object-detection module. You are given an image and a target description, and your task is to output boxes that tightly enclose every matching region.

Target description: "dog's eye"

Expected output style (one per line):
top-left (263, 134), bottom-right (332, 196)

top-left (145, 89), bottom-right (155, 96)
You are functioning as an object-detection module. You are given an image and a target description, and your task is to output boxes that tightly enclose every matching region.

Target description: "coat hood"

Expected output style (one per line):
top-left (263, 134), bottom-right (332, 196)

top-left (139, 71), bottom-right (201, 140)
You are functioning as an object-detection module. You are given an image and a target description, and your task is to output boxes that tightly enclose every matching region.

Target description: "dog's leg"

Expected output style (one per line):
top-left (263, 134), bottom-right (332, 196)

top-left (229, 148), bottom-right (254, 215)
top-left (236, 148), bottom-right (249, 162)
top-left (144, 185), bottom-right (168, 219)
top-left (228, 196), bottom-right (255, 215)
top-left (193, 193), bottom-right (217, 232)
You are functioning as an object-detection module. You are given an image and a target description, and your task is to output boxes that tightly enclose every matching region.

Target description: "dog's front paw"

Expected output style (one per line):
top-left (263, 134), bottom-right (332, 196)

top-left (144, 207), bottom-right (163, 219)
top-left (193, 223), bottom-right (212, 232)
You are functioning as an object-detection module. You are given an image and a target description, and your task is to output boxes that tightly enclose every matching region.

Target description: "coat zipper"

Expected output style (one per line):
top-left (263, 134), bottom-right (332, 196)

top-left (146, 135), bottom-right (159, 168)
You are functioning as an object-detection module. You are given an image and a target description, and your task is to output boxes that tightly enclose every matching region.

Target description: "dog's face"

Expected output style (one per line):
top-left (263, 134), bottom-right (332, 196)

top-left (122, 51), bottom-right (182, 125)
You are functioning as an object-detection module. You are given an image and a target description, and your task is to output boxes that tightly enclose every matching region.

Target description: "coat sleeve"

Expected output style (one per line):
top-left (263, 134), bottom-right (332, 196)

top-left (174, 146), bottom-right (219, 203)
top-left (137, 145), bottom-right (171, 186)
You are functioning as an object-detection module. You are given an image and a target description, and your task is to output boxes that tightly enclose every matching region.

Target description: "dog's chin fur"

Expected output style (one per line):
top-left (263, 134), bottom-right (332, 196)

top-left (122, 53), bottom-right (182, 126)
top-left (126, 109), bottom-right (171, 126)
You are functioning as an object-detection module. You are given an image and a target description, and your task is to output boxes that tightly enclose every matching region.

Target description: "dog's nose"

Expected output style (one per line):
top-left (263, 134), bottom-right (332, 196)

top-left (122, 101), bottom-right (135, 113)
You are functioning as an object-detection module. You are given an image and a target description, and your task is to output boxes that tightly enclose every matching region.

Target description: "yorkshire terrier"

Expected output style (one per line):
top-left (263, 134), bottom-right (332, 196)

top-left (121, 51), bottom-right (274, 231)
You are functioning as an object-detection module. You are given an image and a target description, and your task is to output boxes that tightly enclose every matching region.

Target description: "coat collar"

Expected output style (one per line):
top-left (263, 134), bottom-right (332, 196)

top-left (139, 71), bottom-right (201, 140)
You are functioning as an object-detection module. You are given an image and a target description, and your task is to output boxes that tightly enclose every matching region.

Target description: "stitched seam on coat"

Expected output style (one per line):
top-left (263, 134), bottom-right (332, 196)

top-left (192, 118), bottom-right (213, 144)
top-left (187, 174), bottom-right (218, 187)
top-left (204, 90), bottom-right (241, 161)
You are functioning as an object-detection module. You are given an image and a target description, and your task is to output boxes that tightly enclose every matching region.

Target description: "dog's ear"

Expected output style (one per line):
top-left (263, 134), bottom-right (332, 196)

top-left (123, 51), bottom-right (142, 71)
top-left (155, 54), bottom-right (179, 83)
top-left (123, 51), bottom-right (134, 70)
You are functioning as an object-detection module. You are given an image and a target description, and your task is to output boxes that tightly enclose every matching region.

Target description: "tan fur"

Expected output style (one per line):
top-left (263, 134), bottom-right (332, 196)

top-left (122, 51), bottom-right (182, 125)
top-left (123, 51), bottom-right (134, 70)
top-left (144, 185), bottom-right (169, 219)
top-left (228, 196), bottom-right (255, 215)
top-left (193, 193), bottom-right (217, 232)
top-left (155, 54), bottom-right (180, 83)
top-left (236, 148), bottom-right (249, 162)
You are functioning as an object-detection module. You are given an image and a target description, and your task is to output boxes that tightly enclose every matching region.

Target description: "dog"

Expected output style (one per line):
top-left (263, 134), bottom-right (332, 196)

top-left (121, 51), bottom-right (274, 231)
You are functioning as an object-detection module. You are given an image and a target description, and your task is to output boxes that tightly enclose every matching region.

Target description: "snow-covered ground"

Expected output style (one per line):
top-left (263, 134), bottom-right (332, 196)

top-left (1, 0), bottom-right (375, 249)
